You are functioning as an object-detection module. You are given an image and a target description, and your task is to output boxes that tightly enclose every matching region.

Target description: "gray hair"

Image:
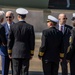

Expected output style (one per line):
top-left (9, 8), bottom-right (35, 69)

top-left (0, 11), bottom-right (5, 20)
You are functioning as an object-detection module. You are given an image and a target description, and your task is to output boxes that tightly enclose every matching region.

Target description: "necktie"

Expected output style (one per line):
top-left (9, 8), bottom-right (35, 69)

top-left (60, 26), bottom-right (64, 33)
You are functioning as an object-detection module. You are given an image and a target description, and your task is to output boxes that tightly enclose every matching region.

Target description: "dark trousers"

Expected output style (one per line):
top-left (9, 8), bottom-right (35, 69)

top-left (70, 60), bottom-right (75, 75)
top-left (1, 55), bottom-right (9, 75)
top-left (1, 55), bottom-right (13, 75)
top-left (9, 59), bottom-right (13, 75)
top-left (60, 58), bottom-right (68, 75)
top-left (42, 60), bottom-right (59, 75)
top-left (12, 58), bottom-right (29, 75)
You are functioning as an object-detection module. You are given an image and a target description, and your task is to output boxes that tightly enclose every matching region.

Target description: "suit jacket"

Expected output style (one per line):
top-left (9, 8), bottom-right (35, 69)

top-left (8, 21), bottom-right (35, 59)
top-left (3, 22), bottom-right (15, 40)
top-left (56, 24), bottom-right (72, 57)
top-left (0, 22), bottom-right (15, 56)
top-left (0, 24), bottom-right (7, 56)
top-left (38, 27), bottom-right (64, 62)
top-left (66, 28), bottom-right (75, 60)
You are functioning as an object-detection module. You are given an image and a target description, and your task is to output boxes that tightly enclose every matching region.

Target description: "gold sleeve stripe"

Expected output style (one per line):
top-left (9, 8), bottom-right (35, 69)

top-left (39, 52), bottom-right (44, 56)
top-left (8, 50), bottom-right (12, 54)
top-left (31, 50), bottom-right (34, 54)
top-left (60, 53), bottom-right (64, 58)
top-left (67, 46), bottom-right (71, 53)
top-left (69, 36), bottom-right (72, 43)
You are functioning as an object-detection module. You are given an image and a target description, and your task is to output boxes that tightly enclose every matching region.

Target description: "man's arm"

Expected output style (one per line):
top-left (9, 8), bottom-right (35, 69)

top-left (0, 26), bottom-right (7, 45)
top-left (7, 26), bottom-right (14, 57)
top-left (59, 32), bottom-right (64, 62)
top-left (66, 29), bottom-right (75, 60)
top-left (38, 30), bottom-right (47, 59)
top-left (29, 26), bottom-right (35, 57)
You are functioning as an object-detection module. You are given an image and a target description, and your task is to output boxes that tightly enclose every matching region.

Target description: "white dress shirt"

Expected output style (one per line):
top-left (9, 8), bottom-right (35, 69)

top-left (59, 24), bottom-right (65, 34)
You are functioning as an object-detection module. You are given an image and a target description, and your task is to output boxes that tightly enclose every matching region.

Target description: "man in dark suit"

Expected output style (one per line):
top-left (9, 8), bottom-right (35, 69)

top-left (58, 13), bottom-right (72, 75)
top-left (2, 11), bottom-right (15, 75)
top-left (7, 8), bottom-right (35, 75)
top-left (66, 13), bottom-right (75, 75)
top-left (0, 11), bottom-right (7, 75)
top-left (38, 15), bottom-right (64, 75)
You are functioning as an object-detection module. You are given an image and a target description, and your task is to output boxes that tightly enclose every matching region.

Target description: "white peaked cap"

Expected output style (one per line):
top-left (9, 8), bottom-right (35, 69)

top-left (48, 15), bottom-right (58, 23)
top-left (16, 8), bottom-right (28, 15)
top-left (73, 13), bottom-right (75, 17)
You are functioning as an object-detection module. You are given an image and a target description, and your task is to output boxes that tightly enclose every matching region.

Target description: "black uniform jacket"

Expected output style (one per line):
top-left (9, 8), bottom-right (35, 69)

top-left (0, 24), bottom-right (7, 45)
top-left (66, 28), bottom-right (75, 60)
top-left (38, 27), bottom-right (64, 62)
top-left (8, 21), bottom-right (35, 58)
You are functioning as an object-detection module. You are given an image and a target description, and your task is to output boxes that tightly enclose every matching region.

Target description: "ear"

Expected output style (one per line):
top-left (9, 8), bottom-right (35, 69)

top-left (58, 18), bottom-right (60, 20)
top-left (58, 17), bottom-right (60, 20)
top-left (17, 15), bottom-right (20, 18)
top-left (18, 15), bottom-right (21, 18)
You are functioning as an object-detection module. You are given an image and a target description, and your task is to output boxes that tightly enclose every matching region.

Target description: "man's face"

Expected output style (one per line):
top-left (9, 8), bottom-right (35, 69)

top-left (47, 21), bottom-right (54, 27)
top-left (6, 12), bottom-right (14, 24)
top-left (58, 14), bottom-right (67, 25)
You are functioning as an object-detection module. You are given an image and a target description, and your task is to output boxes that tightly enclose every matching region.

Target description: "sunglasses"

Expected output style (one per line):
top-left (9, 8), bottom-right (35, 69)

top-left (63, 18), bottom-right (67, 20)
top-left (6, 16), bottom-right (12, 18)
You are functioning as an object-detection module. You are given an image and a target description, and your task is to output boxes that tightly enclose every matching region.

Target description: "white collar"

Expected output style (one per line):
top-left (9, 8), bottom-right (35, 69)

top-left (59, 24), bottom-right (65, 27)
top-left (7, 22), bottom-right (14, 29)
top-left (19, 20), bottom-right (25, 21)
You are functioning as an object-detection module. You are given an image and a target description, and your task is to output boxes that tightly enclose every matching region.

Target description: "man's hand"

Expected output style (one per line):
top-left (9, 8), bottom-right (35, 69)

top-left (2, 43), bottom-right (6, 46)
top-left (9, 55), bottom-right (12, 59)
top-left (30, 56), bottom-right (33, 60)
top-left (38, 56), bottom-right (42, 60)
top-left (67, 60), bottom-right (70, 63)
top-left (60, 59), bottom-right (63, 62)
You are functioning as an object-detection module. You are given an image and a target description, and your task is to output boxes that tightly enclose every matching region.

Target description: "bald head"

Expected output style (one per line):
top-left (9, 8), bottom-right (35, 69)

top-left (58, 13), bottom-right (67, 25)
top-left (6, 11), bottom-right (14, 24)
top-left (58, 13), bottom-right (66, 19)
top-left (6, 11), bottom-right (14, 17)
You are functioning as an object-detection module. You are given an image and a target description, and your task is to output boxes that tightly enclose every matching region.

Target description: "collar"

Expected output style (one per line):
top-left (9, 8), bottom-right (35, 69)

top-left (7, 22), bottom-right (14, 25)
top-left (19, 20), bottom-right (25, 21)
top-left (59, 24), bottom-right (65, 27)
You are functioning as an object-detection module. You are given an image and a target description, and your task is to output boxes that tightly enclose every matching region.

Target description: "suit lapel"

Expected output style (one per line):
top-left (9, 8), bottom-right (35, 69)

top-left (56, 24), bottom-right (68, 35)
top-left (64, 25), bottom-right (67, 35)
